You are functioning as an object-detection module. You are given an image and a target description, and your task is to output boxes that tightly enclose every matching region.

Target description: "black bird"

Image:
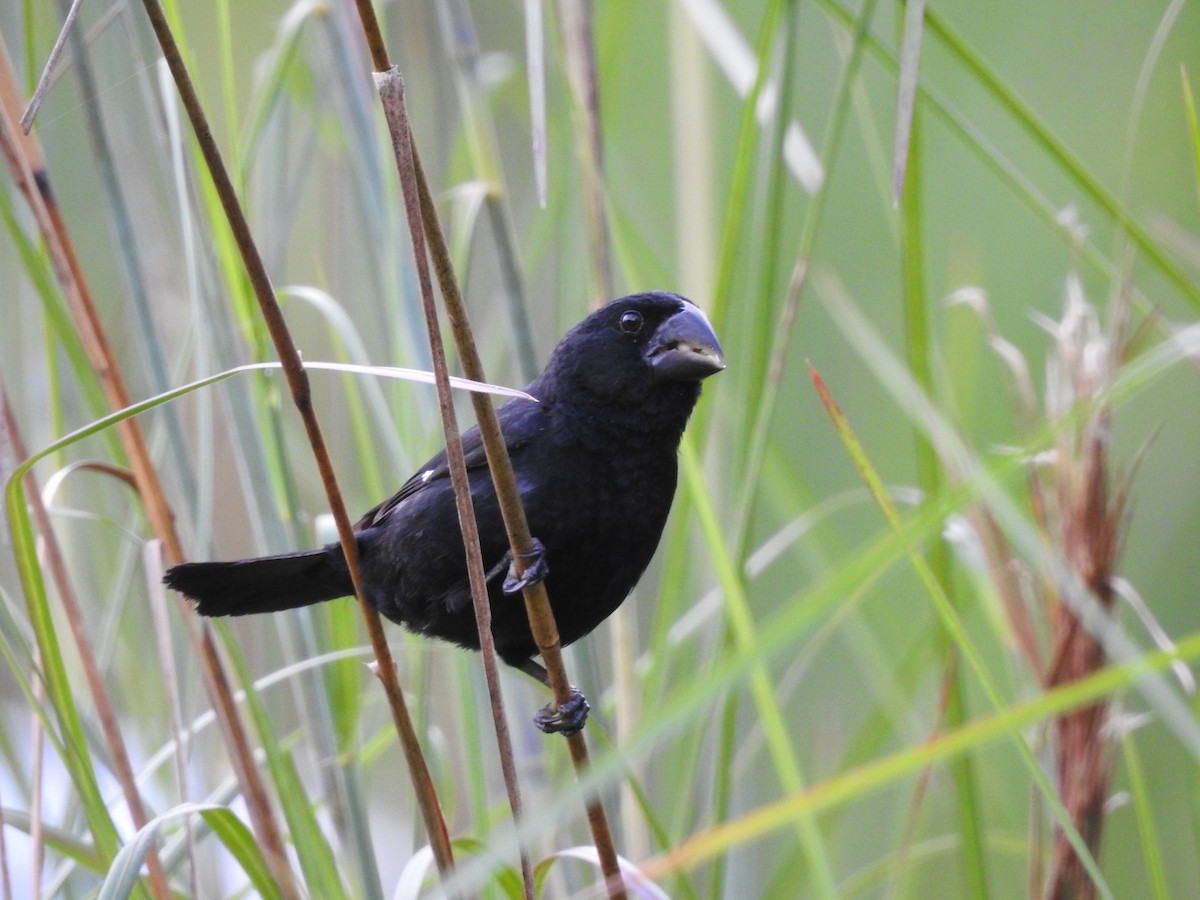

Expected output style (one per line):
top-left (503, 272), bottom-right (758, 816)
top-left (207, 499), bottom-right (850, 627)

top-left (165, 292), bottom-right (724, 733)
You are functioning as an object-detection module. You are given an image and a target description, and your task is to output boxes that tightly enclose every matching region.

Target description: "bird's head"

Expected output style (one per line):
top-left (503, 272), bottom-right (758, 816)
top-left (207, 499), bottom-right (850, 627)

top-left (533, 292), bottom-right (725, 432)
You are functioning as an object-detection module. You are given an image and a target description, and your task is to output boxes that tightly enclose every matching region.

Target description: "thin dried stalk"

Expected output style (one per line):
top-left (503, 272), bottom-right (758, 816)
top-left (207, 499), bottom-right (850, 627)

top-left (373, 68), bottom-right (531, 900)
top-left (965, 502), bottom-right (1045, 679)
top-left (350, 1), bottom-right (629, 895)
top-left (133, 0), bottom-right (456, 881)
top-left (416, 145), bottom-right (628, 899)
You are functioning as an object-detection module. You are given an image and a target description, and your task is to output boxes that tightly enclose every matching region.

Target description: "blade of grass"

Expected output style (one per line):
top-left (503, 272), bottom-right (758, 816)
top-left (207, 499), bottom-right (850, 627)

top-left (704, 0), bottom-right (786, 337)
top-left (1181, 66), bottom-right (1200, 215)
top-left (53, 0), bottom-right (196, 503)
top-left (898, 112), bottom-right (989, 896)
top-left (524, 0), bottom-right (548, 207)
top-left (322, 5), bottom-right (420, 366)
top-left (218, 622), bottom-right (349, 900)
top-left (681, 437), bottom-right (839, 898)
top-left (668, 0), bottom-right (716, 303)
top-left (0, 807), bottom-right (108, 874)
top-left (436, 0), bottom-right (539, 380)
top-left (891, 0), bottom-right (925, 204)
top-left (0, 195), bottom-right (115, 454)
top-left (730, 0), bottom-right (882, 554)
top-left (3, 430), bottom-right (123, 870)
top-left (200, 807), bottom-right (285, 900)
top-left (557, 0), bottom-right (613, 302)
top-left (1120, 729), bottom-right (1170, 900)
top-left (98, 803), bottom-right (283, 900)
top-left (705, 689), bottom-right (740, 899)
top-left (735, 0), bottom-right (800, 479)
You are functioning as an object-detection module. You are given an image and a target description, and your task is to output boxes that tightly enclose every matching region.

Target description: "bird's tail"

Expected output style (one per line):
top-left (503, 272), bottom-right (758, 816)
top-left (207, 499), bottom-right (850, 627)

top-left (164, 546), bottom-right (353, 617)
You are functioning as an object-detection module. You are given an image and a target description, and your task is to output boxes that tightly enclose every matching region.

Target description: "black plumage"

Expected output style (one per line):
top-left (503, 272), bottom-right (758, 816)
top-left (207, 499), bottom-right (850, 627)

top-left (165, 292), bottom-right (724, 731)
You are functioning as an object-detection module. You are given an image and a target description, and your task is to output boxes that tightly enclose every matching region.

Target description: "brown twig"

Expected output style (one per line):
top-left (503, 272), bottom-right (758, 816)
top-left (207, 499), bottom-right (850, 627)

top-left (373, 67), bottom-right (531, 899)
top-left (133, 0), bottom-right (457, 881)
top-left (414, 90), bottom-right (630, 900)
top-left (349, 1), bottom-right (628, 895)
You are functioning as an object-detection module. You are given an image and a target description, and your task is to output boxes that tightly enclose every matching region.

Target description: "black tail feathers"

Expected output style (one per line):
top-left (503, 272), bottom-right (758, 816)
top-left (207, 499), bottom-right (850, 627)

top-left (164, 546), bottom-right (353, 617)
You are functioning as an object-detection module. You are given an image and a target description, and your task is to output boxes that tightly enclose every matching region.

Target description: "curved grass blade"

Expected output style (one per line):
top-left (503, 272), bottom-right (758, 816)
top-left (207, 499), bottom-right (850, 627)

top-left (97, 803), bottom-right (282, 900)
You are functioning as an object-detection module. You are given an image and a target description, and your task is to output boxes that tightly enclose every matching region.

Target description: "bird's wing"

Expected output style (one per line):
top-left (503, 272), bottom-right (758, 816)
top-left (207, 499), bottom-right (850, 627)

top-left (355, 397), bottom-right (543, 530)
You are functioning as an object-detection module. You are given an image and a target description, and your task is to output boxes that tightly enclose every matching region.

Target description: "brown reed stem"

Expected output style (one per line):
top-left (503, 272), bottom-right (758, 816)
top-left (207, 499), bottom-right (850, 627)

top-left (135, 0), bottom-right (454, 883)
top-left (372, 67), bottom-right (529, 899)
top-left (349, 1), bottom-right (627, 894)
top-left (414, 143), bottom-right (628, 900)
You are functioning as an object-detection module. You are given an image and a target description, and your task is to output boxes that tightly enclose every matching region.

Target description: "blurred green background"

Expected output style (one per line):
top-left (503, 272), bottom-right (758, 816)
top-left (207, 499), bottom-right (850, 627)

top-left (2, 0), bottom-right (1200, 897)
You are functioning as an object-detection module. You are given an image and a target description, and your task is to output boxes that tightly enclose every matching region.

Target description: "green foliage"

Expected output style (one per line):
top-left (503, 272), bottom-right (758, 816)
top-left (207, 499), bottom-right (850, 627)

top-left (3, 1), bottom-right (1200, 897)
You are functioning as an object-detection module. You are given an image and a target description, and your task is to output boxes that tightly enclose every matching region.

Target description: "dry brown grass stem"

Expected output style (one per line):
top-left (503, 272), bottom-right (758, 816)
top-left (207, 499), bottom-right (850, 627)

top-left (1041, 410), bottom-right (1123, 899)
top-left (414, 120), bottom-right (630, 900)
top-left (135, 0), bottom-right (456, 886)
top-left (968, 279), bottom-right (1133, 899)
top-left (372, 67), bottom-right (522, 894)
top-left (1032, 286), bottom-right (1130, 900)
top-left (350, 0), bottom-right (629, 894)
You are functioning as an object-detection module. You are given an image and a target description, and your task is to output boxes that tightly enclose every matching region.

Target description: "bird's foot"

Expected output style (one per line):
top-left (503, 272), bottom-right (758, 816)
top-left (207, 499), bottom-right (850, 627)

top-left (534, 689), bottom-right (590, 735)
top-left (502, 538), bottom-right (549, 595)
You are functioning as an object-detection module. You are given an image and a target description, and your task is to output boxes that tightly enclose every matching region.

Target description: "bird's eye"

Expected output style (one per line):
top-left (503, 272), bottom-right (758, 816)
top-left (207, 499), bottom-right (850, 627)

top-left (619, 310), bottom-right (644, 335)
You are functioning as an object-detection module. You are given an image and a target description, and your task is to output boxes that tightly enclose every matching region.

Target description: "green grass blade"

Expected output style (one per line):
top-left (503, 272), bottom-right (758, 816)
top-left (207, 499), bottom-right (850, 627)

top-left (891, 0), bottom-right (926, 203)
top-left (898, 114), bottom-right (989, 896)
top-left (4, 478), bottom-right (122, 867)
top-left (1181, 66), bottom-right (1200, 215)
top-left (681, 438), bottom-right (838, 898)
top-left (1121, 732), bottom-right (1170, 900)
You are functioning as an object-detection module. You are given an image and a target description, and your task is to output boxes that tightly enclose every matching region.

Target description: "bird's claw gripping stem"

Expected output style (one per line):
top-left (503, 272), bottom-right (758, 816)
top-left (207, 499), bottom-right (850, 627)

top-left (502, 538), bottom-right (549, 595)
top-left (534, 689), bottom-right (590, 735)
